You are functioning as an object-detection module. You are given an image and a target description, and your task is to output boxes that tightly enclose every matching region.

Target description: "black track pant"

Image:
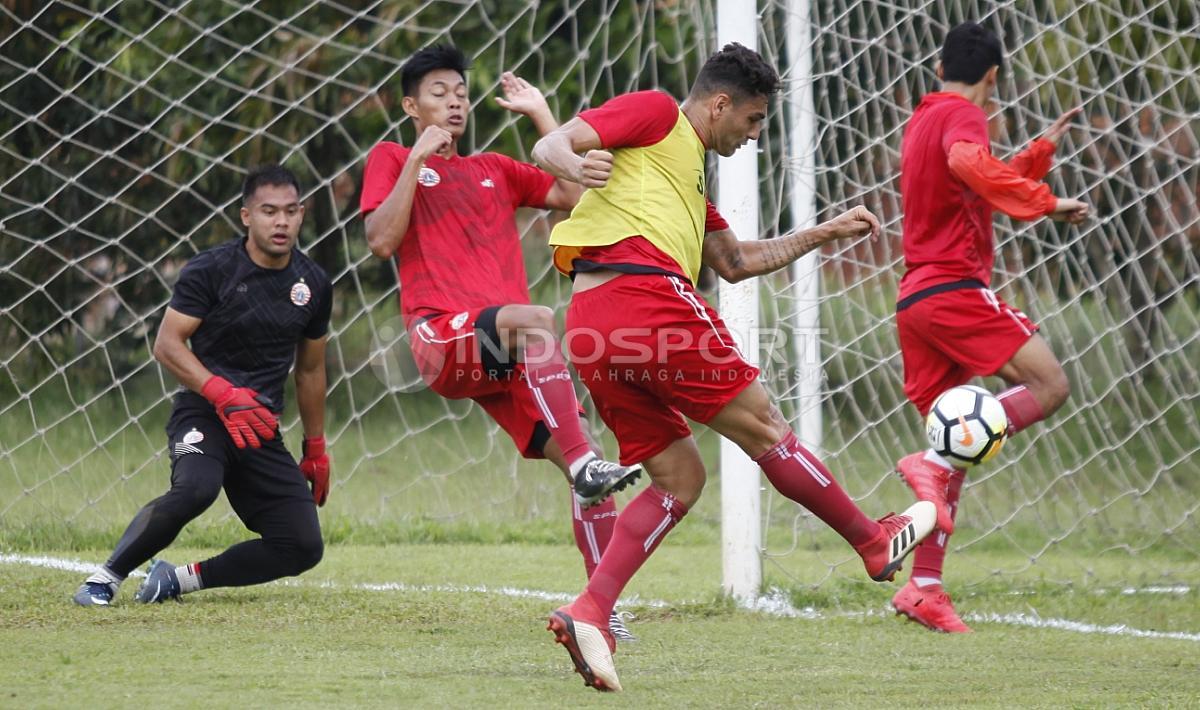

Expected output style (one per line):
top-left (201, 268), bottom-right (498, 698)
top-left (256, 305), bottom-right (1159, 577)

top-left (106, 399), bottom-right (322, 588)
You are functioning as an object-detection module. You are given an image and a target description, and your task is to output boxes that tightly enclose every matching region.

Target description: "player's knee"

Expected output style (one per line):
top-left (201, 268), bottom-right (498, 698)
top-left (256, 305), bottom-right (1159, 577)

top-left (276, 531), bottom-right (324, 576)
top-left (1043, 367), bottom-right (1070, 415)
top-left (164, 478), bottom-right (221, 519)
top-left (167, 456), bottom-right (223, 515)
top-left (742, 405), bottom-right (790, 457)
top-left (660, 470), bottom-right (705, 509)
top-left (293, 535), bottom-right (324, 574)
top-left (678, 476), bottom-right (705, 509)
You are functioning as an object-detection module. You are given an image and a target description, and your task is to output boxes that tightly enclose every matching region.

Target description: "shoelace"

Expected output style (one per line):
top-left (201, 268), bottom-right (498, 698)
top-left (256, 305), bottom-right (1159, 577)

top-left (879, 513), bottom-right (912, 534)
top-left (930, 590), bottom-right (953, 606)
top-left (588, 460), bottom-right (623, 475)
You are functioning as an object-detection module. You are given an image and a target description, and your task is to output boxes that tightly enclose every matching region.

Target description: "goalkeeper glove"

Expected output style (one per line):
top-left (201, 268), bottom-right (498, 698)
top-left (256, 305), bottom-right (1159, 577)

top-left (299, 436), bottom-right (330, 506)
top-left (200, 375), bottom-right (277, 449)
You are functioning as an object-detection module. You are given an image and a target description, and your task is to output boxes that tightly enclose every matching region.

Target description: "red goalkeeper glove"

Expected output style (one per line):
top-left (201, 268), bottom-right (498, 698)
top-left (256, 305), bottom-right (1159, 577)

top-left (200, 375), bottom-right (278, 449)
top-left (299, 436), bottom-right (330, 506)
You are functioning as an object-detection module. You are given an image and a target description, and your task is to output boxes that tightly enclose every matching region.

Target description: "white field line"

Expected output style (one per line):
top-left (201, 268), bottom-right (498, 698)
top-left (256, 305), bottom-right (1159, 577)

top-left (6, 554), bottom-right (1197, 643)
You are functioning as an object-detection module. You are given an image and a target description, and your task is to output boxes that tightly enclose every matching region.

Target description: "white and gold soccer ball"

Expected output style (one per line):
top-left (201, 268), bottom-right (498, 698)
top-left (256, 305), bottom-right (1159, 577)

top-left (925, 385), bottom-right (1008, 467)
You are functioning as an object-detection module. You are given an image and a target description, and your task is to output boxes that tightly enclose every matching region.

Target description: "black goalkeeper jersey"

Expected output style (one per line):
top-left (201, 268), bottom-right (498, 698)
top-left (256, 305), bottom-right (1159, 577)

top-left (168, 238), bottom-right (332, 412)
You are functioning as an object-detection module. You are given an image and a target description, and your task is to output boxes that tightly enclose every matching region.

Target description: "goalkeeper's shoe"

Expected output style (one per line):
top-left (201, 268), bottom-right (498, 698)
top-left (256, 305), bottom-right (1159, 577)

top-left (73, 580), bottom-right (117, 607)
top-left (547, 606), bottom-right (622, 692)
top-left (853, 501), bottom-right (937, 582)
top-left (892, 580), bottom-right (972, 633)
top-left (573, 456), bottom-right (641, 508)
top-left (134, 560), bottom-right (182, 603)
top-left (609, 611), bottom-right (637, 643)
top-left (896, 452), bottom-right (955, 534)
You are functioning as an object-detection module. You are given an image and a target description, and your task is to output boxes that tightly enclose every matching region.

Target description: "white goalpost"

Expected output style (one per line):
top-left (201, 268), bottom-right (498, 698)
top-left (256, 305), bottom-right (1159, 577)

top-left (716, 0), bottom-right (763, 601)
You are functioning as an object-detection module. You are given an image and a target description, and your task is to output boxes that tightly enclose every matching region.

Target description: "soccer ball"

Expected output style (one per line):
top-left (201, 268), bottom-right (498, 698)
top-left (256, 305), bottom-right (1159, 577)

top-left (925, 385), bottom-right (1008, 467)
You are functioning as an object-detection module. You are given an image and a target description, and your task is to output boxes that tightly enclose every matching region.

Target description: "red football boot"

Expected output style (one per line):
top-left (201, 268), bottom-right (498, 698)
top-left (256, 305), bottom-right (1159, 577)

top-left (892, 579), bottom-right (972, 633)
top-left (853, 501), bottom-right (937, 582)
top-left (547, 605), bottom-right (622, 692)
top-left (896, 452), bottom-right (955, 534)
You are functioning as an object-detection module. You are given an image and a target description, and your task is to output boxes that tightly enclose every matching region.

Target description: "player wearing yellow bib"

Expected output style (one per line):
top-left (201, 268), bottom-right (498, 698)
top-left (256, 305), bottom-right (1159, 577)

top-left (531, 43), bottom-right (938, 692)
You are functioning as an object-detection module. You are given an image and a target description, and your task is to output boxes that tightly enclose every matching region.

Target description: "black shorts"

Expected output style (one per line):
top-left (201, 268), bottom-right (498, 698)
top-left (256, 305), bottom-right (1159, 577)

top-left (167, 395), bottom-right (313, 523)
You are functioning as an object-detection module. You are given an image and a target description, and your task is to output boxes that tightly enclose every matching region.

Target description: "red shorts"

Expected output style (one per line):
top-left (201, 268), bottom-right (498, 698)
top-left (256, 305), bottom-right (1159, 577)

top-left (565, 274), bottom-right (760, 465)
top-left (897, 285), bottom-right (1038, 415)
top-left (409, 306), bottom-right (550, 459)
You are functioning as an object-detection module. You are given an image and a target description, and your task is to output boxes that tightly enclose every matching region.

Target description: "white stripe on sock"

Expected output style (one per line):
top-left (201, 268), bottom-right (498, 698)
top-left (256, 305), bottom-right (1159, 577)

top-left (583, 522), bottom-right (601, 564)
top-left (643, 513), bottom-right (674, 552)
top-left (529, 386), bottom-right (559, 429)
top-left (791, 450), bottom-right (831, 487)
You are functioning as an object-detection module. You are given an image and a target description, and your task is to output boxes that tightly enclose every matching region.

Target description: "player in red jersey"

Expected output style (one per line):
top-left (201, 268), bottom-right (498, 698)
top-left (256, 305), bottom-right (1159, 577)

top-left (531, 43), bottom-right (937, 692)
top-left (360, 46), bottom-right (640, 638)
top-left (890, 22), bottom-right (1090, 633)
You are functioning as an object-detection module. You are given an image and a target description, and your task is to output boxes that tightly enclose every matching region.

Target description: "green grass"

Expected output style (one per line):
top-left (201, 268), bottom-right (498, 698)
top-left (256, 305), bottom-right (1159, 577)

top-left (3, 543), bottom-right (1198, 708)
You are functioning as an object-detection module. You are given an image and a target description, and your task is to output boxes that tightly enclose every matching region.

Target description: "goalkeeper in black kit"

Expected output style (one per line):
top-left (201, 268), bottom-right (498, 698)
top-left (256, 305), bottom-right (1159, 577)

top-left (74, 165), bottom-right (334, 606)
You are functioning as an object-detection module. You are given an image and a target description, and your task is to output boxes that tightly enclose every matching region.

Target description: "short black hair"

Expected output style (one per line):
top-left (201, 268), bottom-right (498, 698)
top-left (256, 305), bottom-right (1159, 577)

top-left (690, 42), bottom-right (781, 102)
top-left (941, 22), bottom-right (1004, 84)
top-left (401, 44), bottom-right (468, 97)
top-left (242, 164), bottom-right (301, 204)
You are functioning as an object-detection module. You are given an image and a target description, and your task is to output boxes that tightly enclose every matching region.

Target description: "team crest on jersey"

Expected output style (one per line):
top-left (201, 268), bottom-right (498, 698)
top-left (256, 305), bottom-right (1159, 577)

top-left (450, 311), bottom-right (470, 330)
top-left (290, 279), bottom-right (312, 306)
top-left (480, 178), bottom-right (494, 188)
top-left (418, 167), bottom-right (441, 187)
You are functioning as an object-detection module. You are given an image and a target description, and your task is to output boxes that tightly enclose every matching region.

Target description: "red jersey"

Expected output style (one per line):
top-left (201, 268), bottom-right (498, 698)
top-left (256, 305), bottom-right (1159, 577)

top-left (360, 142), bottom-right (555, 322)
top-left (899, 92), bottom-right (1059, 300)
top-left (566, 90), bottom-right (728, 281)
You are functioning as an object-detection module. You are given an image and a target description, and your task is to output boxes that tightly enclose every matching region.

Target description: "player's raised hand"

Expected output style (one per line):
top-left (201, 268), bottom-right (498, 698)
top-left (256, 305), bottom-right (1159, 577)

top-left (494, 71), bottom-right (549, 117)
top-left (576, 149), bottom-right (613, 188)
top-left (200, 376), bottom-right (278, 449)
top-left (825, 205), bottom-right (881, 241)
top-left (1043, 107), bottom-right (1082, 146)
top-left (412, 125), bottom-right (453, 161)
top-left (1050, 197), bottom-right (1089, 224)
top-left (299, 436), bottom-right (330, 506)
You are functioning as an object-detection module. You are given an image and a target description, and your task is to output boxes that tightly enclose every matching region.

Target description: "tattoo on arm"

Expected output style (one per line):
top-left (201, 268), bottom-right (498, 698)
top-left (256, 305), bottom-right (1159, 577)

top-left (723, 238), bottom-right (745, 274)
top-left (756, 229), bottom-right (822, 274)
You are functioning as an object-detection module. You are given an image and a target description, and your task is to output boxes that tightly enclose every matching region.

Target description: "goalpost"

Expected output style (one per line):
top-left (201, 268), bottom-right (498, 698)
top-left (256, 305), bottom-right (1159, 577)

top-left (1, 1), bottom-right (1197, 597)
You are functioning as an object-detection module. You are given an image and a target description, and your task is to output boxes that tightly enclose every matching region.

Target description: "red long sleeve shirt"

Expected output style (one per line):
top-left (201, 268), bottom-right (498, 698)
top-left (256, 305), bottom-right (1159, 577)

top-left (899, 92), bottom-right (1059, 299)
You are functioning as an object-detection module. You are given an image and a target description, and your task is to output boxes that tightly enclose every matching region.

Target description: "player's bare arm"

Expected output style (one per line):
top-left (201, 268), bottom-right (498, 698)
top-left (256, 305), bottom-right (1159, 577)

top-left (295, 335), bottom-right (331, 506)
top-left (151, 307), bottom-right (212, 393)
top-left (532, 117), bottom-right (614, 189)
top-left (495, 71), bottom-right (584, 210)
top-left (701, 206), bottom-right (880, 283)
top-left (364, 125), bottom-right (453, 259)
top-left (294, 336), bottom-right (328, 440)
top-left (495, 71), bottom-right (558, 136)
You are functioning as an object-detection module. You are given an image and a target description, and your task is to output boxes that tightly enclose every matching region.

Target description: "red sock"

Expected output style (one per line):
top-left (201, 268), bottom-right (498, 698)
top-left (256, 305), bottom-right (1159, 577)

top-left (523, 338), bottom-right (592, 464)
top-left (752, 432), bottom-right (878, 547)
top-left (573, 495), bottom-right (617, 579)
top-left (996, 385), bottom-right (1046, 435)
top-left (910, 468), bottom-right (966, 583)
top-left (574, 485), bottom-right (687, 621)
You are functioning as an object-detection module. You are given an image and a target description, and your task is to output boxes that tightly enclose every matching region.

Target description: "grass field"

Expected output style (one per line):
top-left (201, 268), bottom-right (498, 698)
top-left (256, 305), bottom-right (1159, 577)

top-left (3, 542), bottom-right (1198, 708)
top-left (2, 285), bottom-right (1197, 706)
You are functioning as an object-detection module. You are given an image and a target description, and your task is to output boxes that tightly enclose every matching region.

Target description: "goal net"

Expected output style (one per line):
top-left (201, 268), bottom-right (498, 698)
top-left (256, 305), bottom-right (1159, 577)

top-left (2, 1), bottom-right (1196, 594)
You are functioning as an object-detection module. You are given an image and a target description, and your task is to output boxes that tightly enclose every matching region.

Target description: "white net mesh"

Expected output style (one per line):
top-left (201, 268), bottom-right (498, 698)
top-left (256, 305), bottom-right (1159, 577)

top-left (1, 1), bottom-right (1196, 592)
top-left (757, 0), bottom-right (1200, 590)
top-left (0, 0), bottom-right (716, 546)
